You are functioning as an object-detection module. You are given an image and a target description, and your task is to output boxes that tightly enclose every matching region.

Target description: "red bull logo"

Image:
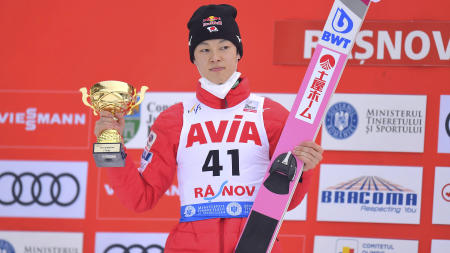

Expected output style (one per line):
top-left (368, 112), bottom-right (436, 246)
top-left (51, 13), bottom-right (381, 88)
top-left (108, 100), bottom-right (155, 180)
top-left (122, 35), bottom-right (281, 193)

top-left (203, 16), bottom-right (221, 22)
top-left (203, 16), bottom-right (223, 27)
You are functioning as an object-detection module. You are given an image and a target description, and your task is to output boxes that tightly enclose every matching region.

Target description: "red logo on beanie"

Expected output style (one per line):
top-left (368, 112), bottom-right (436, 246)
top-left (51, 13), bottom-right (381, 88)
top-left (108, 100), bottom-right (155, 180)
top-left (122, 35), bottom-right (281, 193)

top-left (207, 26), bottom-right (219, 32)
top-left (203, 16), bottom-right (223, 27)
top-left (203, 16), bottom-right (221, 22)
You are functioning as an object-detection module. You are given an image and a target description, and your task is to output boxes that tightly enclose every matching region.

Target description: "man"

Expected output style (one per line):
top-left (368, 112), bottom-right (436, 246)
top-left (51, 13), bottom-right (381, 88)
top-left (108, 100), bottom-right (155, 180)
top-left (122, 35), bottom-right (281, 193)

top-left (95, 4), bottom-right (323, 252)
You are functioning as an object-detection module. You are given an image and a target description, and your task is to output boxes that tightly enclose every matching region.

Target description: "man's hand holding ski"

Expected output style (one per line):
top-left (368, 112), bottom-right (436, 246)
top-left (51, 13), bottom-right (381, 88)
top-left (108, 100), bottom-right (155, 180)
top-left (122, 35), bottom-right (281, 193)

top-left (293, 141), bottom-right (323, 172)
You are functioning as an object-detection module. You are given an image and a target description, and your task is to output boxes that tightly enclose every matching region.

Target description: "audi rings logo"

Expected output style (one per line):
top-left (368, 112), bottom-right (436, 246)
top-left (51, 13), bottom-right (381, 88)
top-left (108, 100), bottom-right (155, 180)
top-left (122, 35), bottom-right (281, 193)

top-left (0, 172), bottom-right (80, 206)
top-left (104, 244), bottom-right (164, 253)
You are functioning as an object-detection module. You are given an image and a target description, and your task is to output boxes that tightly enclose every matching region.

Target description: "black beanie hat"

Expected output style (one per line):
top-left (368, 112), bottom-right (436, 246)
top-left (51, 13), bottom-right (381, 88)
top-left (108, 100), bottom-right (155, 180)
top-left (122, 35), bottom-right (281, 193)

top-left (187, 4), bottom-right (243, 63)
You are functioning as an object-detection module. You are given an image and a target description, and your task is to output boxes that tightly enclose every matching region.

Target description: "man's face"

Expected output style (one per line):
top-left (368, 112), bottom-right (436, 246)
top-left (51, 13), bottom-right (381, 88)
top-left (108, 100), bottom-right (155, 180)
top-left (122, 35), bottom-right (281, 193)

top-left (193, 39), bottom-right (240, 84)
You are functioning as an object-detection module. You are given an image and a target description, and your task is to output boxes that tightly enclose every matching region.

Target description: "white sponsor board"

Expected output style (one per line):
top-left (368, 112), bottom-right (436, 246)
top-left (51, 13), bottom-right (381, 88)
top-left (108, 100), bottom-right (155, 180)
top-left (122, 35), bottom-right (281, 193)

top-left (438, 95), bottom-right (450, 153)
top-left (431, 239), bottom-right (450, 253)
top-left (432, 167), bottom-right (450, 224)
top-left (0, 231), bottom-right (83, 253)
top-left (124, 92), bottom-right (298, 149)
top-left (317, 164), bottom-right (422, 224)
top-left (314, 235), bottom-right (418, 253)
top-left (285, 194), bottom-right (307, 221)
top-left (321, 94), bottom-right (426, 152)
top-left (0, 160), bottom-right (87, 218)
top-left (95, 232), bottom-right (168, 253)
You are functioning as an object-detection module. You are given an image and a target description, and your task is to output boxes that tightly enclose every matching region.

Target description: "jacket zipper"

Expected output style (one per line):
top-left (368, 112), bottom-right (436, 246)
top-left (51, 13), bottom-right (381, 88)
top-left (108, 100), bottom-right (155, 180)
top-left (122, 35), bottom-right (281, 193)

top-left (222, 97), bottom-right (228, 109)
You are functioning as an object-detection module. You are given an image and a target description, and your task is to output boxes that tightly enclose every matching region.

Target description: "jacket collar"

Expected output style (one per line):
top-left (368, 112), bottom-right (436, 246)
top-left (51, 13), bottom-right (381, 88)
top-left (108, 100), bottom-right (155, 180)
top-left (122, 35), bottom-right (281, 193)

top-left (196, 76), bottom-right (251, 109)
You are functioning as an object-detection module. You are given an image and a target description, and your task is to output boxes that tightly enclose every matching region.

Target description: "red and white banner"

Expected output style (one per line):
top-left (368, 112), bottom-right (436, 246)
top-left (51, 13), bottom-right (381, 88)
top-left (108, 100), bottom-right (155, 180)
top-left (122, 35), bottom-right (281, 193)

top-left (0, 90), bottom-right (92, 149)
top-left (274, 20), bottom-right (450, 66)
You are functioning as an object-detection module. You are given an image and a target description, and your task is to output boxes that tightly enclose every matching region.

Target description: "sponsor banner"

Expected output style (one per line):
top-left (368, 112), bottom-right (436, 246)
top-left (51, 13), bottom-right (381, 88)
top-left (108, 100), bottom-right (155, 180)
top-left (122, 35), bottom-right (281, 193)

top-left (0, 160), bottom-right (87, 219)
top-left (125, 92), bottom-right (193, 149)
top-left (314, 235), bottom-right (418, 253)
top-left (97, 166), bottom-right (309, 222)
top-left (432, 167), bottom-right (450, 224)
top-left (294, 47), bottom-right (343, 124)
top-left (431, 239), bottom-right (450, 253)
top-left (284, 194), bottom-right (307, 221)
top-left (97, 167), bottom-right (180, 220)
top-left (95, 232), bottom-right (168, 253)
top-left (181, 201), bottom-right (253, 222)
top-left (438, 95), bottom-right (450, 153)
top-left (0, 231), bottom-right (83, 253)
top-left (317, 164), bottom-right (422, 224)
top-left (321, 94), bottom-right (426, 152)
top-left (274, 20), bottom-right (450, 66)
top-left (0, 90), bottom-right (91, 149)
top-left (125, 92), bottom-right (299, 149)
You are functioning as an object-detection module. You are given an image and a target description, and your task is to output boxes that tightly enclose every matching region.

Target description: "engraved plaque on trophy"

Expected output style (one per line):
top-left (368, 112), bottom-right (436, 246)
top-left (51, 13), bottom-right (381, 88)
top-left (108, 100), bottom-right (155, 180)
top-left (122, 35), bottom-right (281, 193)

top-left (80, 80), bottom-right (148, 167)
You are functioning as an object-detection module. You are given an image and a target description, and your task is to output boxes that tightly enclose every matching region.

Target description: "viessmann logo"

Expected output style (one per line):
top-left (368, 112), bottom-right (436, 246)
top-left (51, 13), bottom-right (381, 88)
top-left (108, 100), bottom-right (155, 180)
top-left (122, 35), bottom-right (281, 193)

top-left (0, 91), bottom-right (91, 148)
top-left (0, 107), bottom-right (86, 131)
top-left (321, 176), bottom-right (418, 213)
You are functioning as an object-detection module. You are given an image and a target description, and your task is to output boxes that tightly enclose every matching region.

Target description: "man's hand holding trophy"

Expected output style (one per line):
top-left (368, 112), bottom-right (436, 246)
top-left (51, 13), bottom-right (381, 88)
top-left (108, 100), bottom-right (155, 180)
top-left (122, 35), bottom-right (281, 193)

top-left (80, 81), bottom-right (148, 167)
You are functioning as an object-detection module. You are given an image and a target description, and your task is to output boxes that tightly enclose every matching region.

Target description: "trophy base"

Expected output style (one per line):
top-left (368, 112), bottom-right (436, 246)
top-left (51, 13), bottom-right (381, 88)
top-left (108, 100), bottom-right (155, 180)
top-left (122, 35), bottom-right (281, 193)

top-left (93, 143), bottom-right (126, 167)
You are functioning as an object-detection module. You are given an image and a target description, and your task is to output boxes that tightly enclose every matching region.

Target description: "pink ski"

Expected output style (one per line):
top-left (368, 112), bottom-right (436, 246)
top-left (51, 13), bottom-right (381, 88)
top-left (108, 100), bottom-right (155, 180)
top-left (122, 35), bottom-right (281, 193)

top-left (235, 0), bottom-right (372, 252)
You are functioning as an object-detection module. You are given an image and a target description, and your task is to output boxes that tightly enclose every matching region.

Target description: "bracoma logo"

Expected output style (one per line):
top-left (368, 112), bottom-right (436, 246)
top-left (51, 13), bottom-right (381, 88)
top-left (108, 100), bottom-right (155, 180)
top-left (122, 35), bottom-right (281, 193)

top-left (123, 104), bottom-right (141, 143)
top-left (321, 176), bottom-right (418, 214)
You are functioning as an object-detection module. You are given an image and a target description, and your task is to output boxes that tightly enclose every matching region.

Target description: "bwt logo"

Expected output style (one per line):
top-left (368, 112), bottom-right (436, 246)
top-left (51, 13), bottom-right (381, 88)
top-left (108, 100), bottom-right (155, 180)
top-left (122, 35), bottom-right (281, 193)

top-left (322, 7), bottom-right (354, 49)
top-left (332, 8), bottom-right (353, 34)
top-left (321, 176), bottom-right (418, 206)
top-left (104, 244), bottom-right (164, 253)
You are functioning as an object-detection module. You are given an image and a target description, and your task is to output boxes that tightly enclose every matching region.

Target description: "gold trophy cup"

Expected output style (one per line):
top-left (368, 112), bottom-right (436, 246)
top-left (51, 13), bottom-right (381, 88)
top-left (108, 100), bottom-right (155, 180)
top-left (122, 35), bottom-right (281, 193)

top-left (80, 80), bottom-right (148, 167)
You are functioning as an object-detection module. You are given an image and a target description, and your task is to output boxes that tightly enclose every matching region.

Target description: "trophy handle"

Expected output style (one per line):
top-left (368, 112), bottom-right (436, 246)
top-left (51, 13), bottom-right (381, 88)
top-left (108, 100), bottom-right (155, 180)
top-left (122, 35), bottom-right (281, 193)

top-left (128, 86), bottom-right (149, 115)
top-left (80, 87), bottom-right (98, 115)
